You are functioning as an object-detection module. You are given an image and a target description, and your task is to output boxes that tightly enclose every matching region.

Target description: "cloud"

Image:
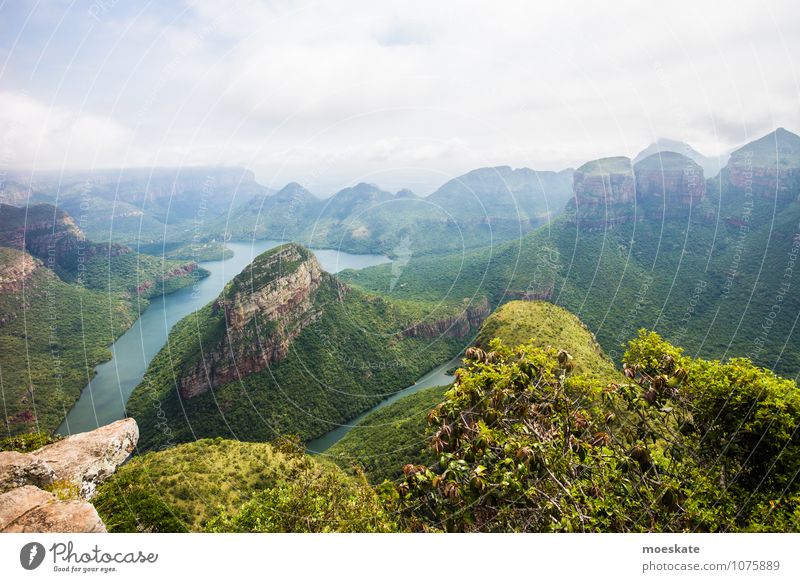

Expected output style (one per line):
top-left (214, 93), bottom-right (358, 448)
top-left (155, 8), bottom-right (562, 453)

top-left (1, 0), bottom-right (799, 193)
top-left (0, 91), bottom-right (132, 170)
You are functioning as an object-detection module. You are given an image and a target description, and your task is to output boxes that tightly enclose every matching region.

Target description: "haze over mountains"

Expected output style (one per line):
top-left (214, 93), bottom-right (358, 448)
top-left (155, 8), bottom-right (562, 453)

top-left (3, 126), bottom-right (800, 534)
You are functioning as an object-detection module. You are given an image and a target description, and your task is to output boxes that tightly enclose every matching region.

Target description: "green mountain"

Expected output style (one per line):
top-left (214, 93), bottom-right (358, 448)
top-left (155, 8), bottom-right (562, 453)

top-left (341, 128), bottom-right (800, 376)
top-left (327, 300), bottom-right (621, 483)
top-left (202, 166), bottom-right (574, 257)
top-left (0, 204), bottom-right (206, 435)
top-left (125, 243), bottom-right (488, 451)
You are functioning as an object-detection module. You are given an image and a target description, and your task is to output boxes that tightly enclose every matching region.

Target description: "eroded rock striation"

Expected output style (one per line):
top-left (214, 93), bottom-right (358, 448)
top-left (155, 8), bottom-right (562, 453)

top-left (726, 128), bottom-right (800, 204)
top-left (0, 418), bottom-right (138, 532)
top-left (570, 157), bottom-right (636, 229)
top-left (569, 152), bottom-right (708, 228)
top-left (401, 298), bottom-right (491, 339)
top-left (634, 151), bottom-right (706, 219)
top-left (179, 243), bottom-right (343, 399)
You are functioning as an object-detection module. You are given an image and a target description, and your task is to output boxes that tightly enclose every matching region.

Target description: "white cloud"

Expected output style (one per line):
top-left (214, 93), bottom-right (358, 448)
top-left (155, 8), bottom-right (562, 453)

top-left (0, 91), bottom-right (132, 170)
top-left (2, 0), bottom-right (799, 193)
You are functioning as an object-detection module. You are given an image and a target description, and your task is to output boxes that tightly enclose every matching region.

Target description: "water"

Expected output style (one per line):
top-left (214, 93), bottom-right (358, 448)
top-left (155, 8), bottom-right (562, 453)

top-left (55, 241), bottom-right (390, 436)
top-left (306, 355), bottom-right (459, 454)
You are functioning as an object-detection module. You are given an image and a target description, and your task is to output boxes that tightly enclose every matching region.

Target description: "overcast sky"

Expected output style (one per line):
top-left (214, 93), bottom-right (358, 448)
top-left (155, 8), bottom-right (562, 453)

top-left (1, 0), bottom-right (798, 195)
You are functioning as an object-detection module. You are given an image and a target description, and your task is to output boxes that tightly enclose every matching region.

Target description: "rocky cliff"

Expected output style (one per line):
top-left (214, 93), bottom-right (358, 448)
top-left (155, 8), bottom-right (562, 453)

top-left (726, 128), bottom-right (800, 204)
top-left (0, 203), bottom-right (131, 272)
top-left (179, 243), bottom-right (342, 399)
top-left (0, 419), bottom-right (137, 532)
top-left (401, 297), bottom-right (491, 339)
top-left (570, 157), bottom-right (636, 229)
top-left (0, 248), bottom-right (41, 295)
top-left (634, 151), bottom-right (706, 218)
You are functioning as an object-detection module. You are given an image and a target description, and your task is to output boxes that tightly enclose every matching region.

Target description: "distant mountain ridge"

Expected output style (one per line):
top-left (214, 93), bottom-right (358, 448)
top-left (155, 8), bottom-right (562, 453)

top-left (342, 127), bottom-right (800, 376)
top-left (634, 137), bottom-right (726, 177)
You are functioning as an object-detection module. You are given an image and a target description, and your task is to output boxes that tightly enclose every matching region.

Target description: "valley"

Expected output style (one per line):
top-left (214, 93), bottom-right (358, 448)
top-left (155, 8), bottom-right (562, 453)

top-left (2, 126), bottom-right (800, 534)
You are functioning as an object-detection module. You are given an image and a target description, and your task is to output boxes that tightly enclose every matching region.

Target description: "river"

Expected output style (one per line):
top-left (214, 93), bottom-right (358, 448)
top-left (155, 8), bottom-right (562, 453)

top-left (306, 355), bottom-right (459, 454)
top-left (55, 241), bottom-right (391, 436)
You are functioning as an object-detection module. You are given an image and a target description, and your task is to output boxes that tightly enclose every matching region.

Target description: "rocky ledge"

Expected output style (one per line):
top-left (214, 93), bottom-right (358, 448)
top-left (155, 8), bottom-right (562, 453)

top-left (0, 418), bottom-right (138, 533)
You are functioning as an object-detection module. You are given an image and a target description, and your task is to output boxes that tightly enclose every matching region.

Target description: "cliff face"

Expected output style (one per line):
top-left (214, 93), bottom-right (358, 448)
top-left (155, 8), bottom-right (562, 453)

top-left (634, 152), bottom-right (706, 218)
top-left (0, 203), bottom-right (131, 272)
top-left (0, 249), bottom-right (41, 295)
top-left (570, 152), bottom-right (707, 228)
top-left (726, 128), bottom-right (800, 204)
top-left (570, 157), bottom-right (636, 229)
top-left (401, 298), bottom-right (491, 339)
top-left (179, 244), bottom-right (341, 399)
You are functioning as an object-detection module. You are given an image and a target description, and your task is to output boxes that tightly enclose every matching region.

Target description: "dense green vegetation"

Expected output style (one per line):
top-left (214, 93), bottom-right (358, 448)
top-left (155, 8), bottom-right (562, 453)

top-left (390, 332), bottom-right (800, 532)
top-left (476, 301), bottom-right (621, 381)
top-left (327, 385), bottom-right (449, 484)
top-left (0, 248), bottom-right (139, 435)
top-left (0, 431), bottom-right (60, 452)
top-left (341, 171), bottom-right (800, 376)
top-left (94, 437), bottom-right (393, 532)
top-left (125, 245), bottom-right (472, 451)
top-left (327, 301), bottom-right (622, 484)
top-left (0, 204), bottom-right (207, 436)
top-left (138, 241), bottom-right (232, 262)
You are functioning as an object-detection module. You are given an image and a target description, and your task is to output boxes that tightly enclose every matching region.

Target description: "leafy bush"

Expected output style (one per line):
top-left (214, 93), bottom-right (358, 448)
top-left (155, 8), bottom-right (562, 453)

top-left (391, 333), bottom-right (800, 532)
top-left (0, 432), bottom-right (60, 452)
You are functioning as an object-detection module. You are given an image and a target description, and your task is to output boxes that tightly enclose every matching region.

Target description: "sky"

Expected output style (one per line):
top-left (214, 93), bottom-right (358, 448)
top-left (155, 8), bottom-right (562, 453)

top-left (1, 0), bottom-right (799, 196)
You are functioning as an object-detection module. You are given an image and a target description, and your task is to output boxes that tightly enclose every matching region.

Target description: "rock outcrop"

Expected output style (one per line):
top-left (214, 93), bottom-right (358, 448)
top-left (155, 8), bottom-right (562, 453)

top-left (0, 248), bottom-right (41, 295)
top-left (179, 244), bottom-right (341, 399)
top-left (726, 128), bottom-right (800, 204)
top-left (0, 203), bottom-right (131, 272)
top-left (0, 487), bottom-right (106, 533)
top-left (401, 298), bottom-right (491, 339)
top-left (570, 152), bottom-right (708, 228)
top-left (634, 151), bottom-right (706, 218)
top-left (570, 157), bottom-right (636, 229)
top-left (0, 418), bottom-right (137, 533)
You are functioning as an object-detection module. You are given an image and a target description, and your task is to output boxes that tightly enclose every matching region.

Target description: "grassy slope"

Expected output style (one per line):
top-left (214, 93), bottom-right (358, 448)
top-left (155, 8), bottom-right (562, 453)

top-left (340, 178), bottom-right (800, 376)
top-left (0, 243), bottom-right (206, 436)
top-left (326, 385), bottom-right (448, 484)
top-left (328, 300), bottom-right (623, 483)
top-left (94, 438), bottom-right (360, 532)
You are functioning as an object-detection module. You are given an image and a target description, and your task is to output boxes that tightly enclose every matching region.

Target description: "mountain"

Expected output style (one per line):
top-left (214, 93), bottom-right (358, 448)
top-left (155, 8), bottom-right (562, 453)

top-left (633, 151), bottom-right (707, 219)
top-left (0, 203), bottom-right (206, 435)
top-left (214, 181), bottom-right (322, 241)
top-left (125, 242), bottom-right (489, 451)
top-left (327, 300), bottom-right (621, 484)
top-left (427, 165), bottom-right (574, 221)
top-left (634, 138), bottom-right (725, 177)
top-left (725, 127), bottom-right (800, 204)
top-left (568, 156), bottom-right (636, 228)
top-left (204, 166), bottom-right (575, 257)
top-left (0, 166), bottom-right (268, 246)
top-left (341, 128), bottom-right (800, 376)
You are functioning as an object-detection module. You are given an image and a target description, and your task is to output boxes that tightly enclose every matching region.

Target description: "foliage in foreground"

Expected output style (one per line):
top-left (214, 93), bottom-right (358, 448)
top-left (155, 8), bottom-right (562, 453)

top-left (206, 441), bottom-right (394, 533)
top-left (94, 437), bottom-right (393, 533)
top-left (390, 332), bottom-right (800, 532)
